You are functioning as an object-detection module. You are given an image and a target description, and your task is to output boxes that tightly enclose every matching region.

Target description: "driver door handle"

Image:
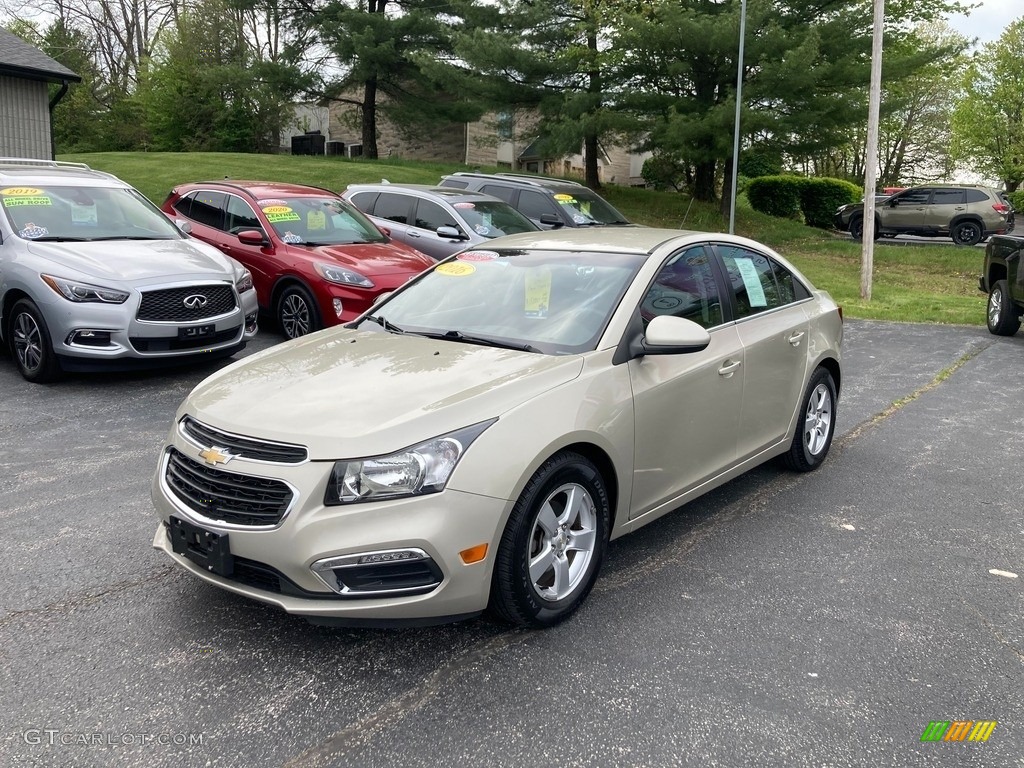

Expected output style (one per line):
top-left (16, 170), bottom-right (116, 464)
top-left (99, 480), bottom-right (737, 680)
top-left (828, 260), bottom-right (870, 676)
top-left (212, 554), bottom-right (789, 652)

top-left (718, 359), bottom-right (742, 377)
top-left (788, 331), bottom-right (806, 347)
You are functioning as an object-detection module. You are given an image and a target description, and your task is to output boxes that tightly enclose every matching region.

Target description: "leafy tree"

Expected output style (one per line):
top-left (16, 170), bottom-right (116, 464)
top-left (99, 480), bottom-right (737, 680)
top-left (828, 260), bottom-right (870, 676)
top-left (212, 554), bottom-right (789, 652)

top-left (950, 17), bottom-right (1024, 191)
top-left (305, 0), bottom-right (479, 160)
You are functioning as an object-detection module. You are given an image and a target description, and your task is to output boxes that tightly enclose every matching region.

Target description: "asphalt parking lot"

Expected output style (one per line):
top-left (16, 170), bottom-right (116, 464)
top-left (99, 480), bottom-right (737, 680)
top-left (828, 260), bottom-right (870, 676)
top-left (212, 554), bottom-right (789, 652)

top-left (1, 319), bottom-right (1022, 767)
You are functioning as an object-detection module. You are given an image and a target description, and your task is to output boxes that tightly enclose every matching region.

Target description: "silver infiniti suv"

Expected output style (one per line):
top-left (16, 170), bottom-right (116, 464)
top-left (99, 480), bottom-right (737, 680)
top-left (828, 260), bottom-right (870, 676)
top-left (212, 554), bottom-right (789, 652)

top-left (0, 159), bottom-right (258, 382)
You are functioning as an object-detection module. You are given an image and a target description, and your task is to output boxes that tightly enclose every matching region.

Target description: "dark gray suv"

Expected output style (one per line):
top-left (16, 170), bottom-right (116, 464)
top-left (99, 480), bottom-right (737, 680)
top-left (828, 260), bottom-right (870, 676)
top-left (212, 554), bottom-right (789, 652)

top-left (438, 172), bottom-right (633, 230)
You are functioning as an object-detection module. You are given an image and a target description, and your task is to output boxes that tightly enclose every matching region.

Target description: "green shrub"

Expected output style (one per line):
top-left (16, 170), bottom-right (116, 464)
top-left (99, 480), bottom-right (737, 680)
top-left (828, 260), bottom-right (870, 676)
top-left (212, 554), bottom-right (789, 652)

top-left (746, 176), bottom-right (803, 218)
top-left (799, 177), bottom-right (861, 229)
top-left (1007, 190), bottom-right (1024, 212)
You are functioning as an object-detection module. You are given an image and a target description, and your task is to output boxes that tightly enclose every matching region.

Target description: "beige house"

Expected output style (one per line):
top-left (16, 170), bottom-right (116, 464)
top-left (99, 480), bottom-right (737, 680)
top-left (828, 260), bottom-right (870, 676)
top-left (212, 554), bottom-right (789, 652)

top-left (317, 99), bottom-right (648, 186)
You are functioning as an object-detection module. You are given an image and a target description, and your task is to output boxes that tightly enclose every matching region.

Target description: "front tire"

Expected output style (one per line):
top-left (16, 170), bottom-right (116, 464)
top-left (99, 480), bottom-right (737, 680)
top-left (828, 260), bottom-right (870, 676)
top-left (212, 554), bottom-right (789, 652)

top-left (9, 299), bottom-right (62, 383)
top-left (490, 452), bottom-right (610, 628)
top-left (784, 367), bottom-right (837, 472)
top-left (276, 283), bottom-right (321, 340)
top-left (987, 279), bottom-right (1021, 336)
top-left (848, 217), bottom-right (879, 242)
top-left (951, 220), bottom-right (983, 246)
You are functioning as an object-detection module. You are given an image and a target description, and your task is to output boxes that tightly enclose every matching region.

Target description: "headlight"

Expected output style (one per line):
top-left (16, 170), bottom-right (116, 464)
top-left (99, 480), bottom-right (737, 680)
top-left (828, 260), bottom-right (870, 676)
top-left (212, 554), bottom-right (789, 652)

top-left (314, 262), bottom-right (374, 288)
top-left (235, 268), bottom-right (254, 293)
top-left (325, 420), bottom-right (496, 505)
top-left (40, 274), bottom-right (129, 304)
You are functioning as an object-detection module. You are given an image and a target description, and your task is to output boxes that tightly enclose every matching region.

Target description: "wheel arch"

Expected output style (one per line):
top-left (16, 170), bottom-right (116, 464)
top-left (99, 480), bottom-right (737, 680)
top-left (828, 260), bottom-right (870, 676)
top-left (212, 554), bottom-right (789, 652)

top-left (816, 356), bottom-right (842, 399)
top-left (269, 274), bottom-right (317, 310)
top-left (0, 289), bottom-right (33, 345)
top-left (558, 441), bottom-right (620, 532)
top-left (985, 261), bottom-right (1007, 290)
top-left (950, 213), bottom-right (985, 231)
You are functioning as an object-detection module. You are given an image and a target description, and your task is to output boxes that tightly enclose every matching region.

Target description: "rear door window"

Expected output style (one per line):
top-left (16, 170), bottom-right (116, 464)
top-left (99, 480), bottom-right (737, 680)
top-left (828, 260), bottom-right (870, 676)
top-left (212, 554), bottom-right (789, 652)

top-left (480, 184), bottom-right (515, 203)
top-left (186, 191), bottom-right (226, 229)
top-left (374, 193), bottom-right (412, 224)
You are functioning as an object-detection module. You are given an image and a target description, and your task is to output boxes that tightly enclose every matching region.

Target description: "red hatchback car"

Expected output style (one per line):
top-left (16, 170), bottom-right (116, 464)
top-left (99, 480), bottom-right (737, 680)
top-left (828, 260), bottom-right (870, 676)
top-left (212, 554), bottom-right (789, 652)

top-left (162, 181), bottom-right (434, 338)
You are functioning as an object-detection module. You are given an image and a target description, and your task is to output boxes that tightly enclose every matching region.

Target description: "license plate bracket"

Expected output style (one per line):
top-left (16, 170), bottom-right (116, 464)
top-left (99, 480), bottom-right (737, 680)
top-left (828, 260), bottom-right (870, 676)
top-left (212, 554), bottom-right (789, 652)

top-left (178, 323), bottom-right (215, 339)
top-left (169, 515), bottom-right (234, 576)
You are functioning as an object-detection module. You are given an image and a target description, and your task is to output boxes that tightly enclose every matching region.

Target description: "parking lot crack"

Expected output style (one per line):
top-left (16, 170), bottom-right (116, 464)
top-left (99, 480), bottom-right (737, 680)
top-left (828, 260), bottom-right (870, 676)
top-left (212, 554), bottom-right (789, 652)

top-left (283, 631), bottom-right (531, 767)
top-left (841, 340), bottom-right (992, 444)
top-left (0, 565), bottom-right (177, 627)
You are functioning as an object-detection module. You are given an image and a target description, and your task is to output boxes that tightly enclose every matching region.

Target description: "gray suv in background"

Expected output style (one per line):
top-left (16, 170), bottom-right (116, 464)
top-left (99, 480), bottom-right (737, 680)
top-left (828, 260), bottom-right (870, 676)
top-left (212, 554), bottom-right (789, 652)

top-left (342, 184), bottom-right (538, 260)
top-left (438, 172), bottom-right (633, 230)
top-left (0, 159), bottom-right (258, 383)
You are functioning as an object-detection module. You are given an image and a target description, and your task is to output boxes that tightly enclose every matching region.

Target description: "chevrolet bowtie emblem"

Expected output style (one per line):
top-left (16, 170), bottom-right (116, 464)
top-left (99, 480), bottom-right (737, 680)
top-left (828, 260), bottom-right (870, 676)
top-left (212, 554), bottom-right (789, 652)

top-left (199, 447), bottom-right (233, 465)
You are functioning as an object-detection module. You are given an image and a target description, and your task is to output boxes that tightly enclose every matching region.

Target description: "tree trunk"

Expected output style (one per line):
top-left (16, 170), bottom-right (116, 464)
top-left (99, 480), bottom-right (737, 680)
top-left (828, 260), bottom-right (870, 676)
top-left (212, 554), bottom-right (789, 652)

top-left (362, 77), bottom-right (378, 159)
top-left (693, 160), bottom-right (716, 202)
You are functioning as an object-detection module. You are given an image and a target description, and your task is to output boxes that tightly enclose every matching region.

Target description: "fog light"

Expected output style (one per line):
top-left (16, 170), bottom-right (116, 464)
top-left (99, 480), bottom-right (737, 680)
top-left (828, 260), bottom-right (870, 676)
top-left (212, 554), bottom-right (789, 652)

top-left (67, 329), bottom-right (112, 347)
top-left (332, 298), bottom-right (344, 318)
top-left (245, 312), bottom-right (258, 334)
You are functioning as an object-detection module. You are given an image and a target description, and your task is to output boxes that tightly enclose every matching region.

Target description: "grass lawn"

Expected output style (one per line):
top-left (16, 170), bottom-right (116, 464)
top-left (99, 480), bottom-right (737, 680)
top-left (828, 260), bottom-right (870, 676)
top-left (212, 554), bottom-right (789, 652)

top-left (60, 151), bottom-right (989, 326)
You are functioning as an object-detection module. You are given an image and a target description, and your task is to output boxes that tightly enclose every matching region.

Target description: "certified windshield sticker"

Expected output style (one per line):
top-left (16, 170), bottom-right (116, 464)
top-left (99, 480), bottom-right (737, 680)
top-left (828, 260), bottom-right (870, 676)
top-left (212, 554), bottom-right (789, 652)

top-left (456, 250), bottom-right (498, 262)
top-left (3, 195), bottom-right (52, 207)
top-left (281, 231), bottom-right (303, 244)
top-left (257, 199), bottom-right (288, 207)
top-left (733, 258), bottom-right (768, 307)
top-left (19, 223), bottom-right (49, 239)
top-left (436, 262), bottom-right (477, 276)
top-left (266, 211), bottom-right (301, 223)
top-left (554, 194), bottom-right (575, 202)
top-left (524, 268), bottom-right (552, 317)
top-left (1, 187), bottom-right (43, 196)
top-left (307, 210), bottom-right (327, 230)
top-left (474, 225), bottom-right (491, 235)
top-left (72, 203), bottom-right (98, 226)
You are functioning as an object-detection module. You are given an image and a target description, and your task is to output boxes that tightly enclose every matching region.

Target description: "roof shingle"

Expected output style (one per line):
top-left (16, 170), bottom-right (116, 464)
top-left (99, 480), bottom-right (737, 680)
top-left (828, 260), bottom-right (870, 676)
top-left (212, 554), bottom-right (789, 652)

top-left (0, 28), bottom-right (81, 83)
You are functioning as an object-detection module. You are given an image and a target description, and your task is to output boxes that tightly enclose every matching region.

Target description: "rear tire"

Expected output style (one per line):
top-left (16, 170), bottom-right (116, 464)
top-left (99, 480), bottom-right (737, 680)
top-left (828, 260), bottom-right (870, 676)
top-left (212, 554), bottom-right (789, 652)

top-left (986, 279), bottom-right (1021, 336)
top-left (784, 367), bottom-right (836, 472)
top-left (489, 452), bottom-right (610, 628)
top-left (9, 298), bottom-right (62, 383)
top-left (951, 220), bottom-right (983, 246)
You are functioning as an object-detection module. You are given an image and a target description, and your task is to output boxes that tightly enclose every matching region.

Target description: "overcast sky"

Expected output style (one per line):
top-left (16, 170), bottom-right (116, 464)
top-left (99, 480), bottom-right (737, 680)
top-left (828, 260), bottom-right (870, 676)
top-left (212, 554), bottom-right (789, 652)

top-left (945, 0), bottom-right (1021, 47)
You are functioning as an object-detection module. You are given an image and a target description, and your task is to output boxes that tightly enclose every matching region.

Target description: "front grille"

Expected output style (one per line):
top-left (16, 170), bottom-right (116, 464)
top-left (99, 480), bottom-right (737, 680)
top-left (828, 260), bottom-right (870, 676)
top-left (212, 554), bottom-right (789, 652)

top-left (138, 285), bottom-right (236, 321)
top-left (181, 417), bottom-right (308, 464)
top-left (131, 327), bottom-right (239, 352)
top-left (165, 448), bottom-right (293, 526)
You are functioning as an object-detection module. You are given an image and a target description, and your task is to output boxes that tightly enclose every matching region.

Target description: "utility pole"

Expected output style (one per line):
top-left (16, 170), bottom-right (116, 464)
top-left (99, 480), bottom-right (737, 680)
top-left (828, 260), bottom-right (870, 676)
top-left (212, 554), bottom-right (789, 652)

top-left (861, 0), bottom-right (885, 300)
top-left (728, 0), bottom-right (747, 235)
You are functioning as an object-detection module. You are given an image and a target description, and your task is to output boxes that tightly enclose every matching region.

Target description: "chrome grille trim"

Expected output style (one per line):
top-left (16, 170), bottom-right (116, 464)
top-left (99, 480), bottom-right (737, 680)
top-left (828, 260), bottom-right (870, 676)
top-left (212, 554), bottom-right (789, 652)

top-left (179, 417), bottom-right (309, 465)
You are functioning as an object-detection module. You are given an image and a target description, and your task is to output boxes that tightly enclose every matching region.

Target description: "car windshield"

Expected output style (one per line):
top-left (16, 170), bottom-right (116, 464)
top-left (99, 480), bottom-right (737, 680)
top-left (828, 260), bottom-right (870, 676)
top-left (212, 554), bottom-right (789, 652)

top-left (553, 191), bottom-right (630, 225)
top-left (258, 196), bottom-right (387, 246)
top-left (453, 200), bottom-right (537, 238)
top-left (1, 185), bottom-right (183, 241)
top-left (356, 248), bottom-right (645, 355)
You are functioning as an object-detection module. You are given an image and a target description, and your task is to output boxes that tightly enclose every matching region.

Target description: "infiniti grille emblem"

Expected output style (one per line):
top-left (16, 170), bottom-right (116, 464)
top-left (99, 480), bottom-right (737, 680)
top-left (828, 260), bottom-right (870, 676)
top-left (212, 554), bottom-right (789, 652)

top-left (183, 294), bottom-right (208, 309)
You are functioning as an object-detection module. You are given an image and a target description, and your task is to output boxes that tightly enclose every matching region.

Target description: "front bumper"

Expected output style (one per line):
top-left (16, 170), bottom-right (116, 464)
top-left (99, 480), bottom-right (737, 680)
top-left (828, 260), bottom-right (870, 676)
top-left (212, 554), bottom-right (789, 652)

top-left (151, 436), bottom-right (512, 623)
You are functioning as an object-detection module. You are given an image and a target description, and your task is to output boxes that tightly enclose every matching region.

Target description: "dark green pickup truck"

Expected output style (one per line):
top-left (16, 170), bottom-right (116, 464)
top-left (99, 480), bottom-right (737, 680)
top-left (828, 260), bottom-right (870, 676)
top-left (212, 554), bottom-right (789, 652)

top-left (980, 234), bottom-right (1024, 336)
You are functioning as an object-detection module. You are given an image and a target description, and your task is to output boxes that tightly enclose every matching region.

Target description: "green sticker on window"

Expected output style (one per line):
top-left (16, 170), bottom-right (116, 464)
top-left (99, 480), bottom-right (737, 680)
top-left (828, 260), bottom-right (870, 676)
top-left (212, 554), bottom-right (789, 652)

top-left (266, 211), bottom-right (301, 223)
top-left (3, 196), bottom-right (52, 207)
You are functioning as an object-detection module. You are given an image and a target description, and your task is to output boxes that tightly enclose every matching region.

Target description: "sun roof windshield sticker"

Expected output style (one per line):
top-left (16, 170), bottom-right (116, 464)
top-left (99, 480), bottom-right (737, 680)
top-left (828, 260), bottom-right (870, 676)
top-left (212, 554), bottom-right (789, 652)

top-left (733, 257), bottom-right (768, 307)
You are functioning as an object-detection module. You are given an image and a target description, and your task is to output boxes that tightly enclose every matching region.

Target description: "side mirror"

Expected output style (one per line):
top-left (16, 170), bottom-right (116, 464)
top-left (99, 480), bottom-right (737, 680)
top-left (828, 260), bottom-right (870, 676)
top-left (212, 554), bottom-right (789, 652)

top-left (634, 315), bottom-right (711, 357)
top-left (436, 225), bottom-right (468, 240)
top-left (175, 219), bottom-right (192, 235)
top-left (237, 229), bottom-right (267, 246)
top-left (539, 213), bottom-right (563, 228)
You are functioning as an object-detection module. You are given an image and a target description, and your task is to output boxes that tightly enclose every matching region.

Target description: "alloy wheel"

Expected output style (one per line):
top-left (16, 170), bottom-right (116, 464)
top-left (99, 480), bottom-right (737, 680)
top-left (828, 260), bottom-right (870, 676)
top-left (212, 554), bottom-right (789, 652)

top-left (804, 383), bottom-right (833, 456)
top-left (281, 293), bottom-right (311, 338)
top-left (988, 287), bottom-right (1002, 328)
top-left (528, 482), bottom-right (598, 602)
top-left (13, 311), bottom-right (44, 373)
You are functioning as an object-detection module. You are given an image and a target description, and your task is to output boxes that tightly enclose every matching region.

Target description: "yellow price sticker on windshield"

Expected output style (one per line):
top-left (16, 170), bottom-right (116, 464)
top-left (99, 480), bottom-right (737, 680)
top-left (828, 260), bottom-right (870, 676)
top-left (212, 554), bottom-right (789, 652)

top-left (435, 262), bottom-right (476, 277)
top-left (307, 210), bottom-right (326, 230)
top-left (524, 268), bottom-right (552, 317)
top-left (1, 187), bottom-right (42, 196)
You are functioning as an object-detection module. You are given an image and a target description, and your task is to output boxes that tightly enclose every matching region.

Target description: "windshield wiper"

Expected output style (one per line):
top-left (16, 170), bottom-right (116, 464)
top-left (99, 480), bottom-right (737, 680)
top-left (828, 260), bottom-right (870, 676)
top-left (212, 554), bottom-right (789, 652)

top-left (25, 236), bottom-right (90, 242)
top-left (363, 315), bottom-right (405, 334)
top-left (415, 330), bottom-right (541, 354)
top-left (87, 235), bottom-right (173, 241)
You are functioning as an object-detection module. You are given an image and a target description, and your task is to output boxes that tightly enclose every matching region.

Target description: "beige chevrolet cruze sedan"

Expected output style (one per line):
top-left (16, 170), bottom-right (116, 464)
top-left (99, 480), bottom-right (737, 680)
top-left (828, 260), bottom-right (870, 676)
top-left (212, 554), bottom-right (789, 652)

top-left (152, 228), bottom-right (842, 628)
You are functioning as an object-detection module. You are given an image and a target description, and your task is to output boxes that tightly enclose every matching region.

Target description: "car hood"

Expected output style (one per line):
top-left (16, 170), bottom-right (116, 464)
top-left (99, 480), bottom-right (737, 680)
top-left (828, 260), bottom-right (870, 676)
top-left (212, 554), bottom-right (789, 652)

top-left (184, 328), bottom-right (584, 459)
top-left (27, 238), bottom-right (235, 284)
top-left (302, 241), bottom-right (434, 276)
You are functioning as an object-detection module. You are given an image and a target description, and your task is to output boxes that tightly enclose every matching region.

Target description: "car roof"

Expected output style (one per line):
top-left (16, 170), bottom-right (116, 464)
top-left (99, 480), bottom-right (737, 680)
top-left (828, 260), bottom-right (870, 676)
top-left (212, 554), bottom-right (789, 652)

top-left (344, 183), bottom-right (511, 204)
top-left (0, 158), bottom-right (124, 187)
top-left (177, 180), bottom-right (338, 200)
top-left (443, 172), bottom-right (588, 192)
top-left (477, 227), bottom-right (777, 257)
